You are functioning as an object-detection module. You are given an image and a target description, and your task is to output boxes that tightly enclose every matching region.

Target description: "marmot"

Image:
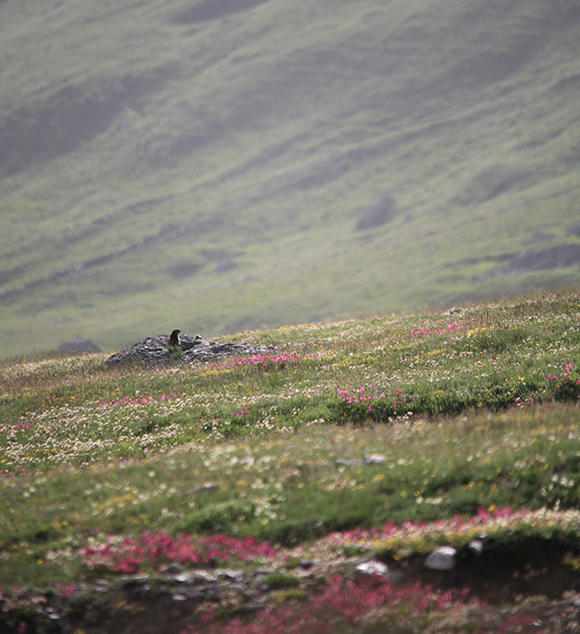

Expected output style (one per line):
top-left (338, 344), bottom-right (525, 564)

top-left (169, 329), bottom-right (181, 347)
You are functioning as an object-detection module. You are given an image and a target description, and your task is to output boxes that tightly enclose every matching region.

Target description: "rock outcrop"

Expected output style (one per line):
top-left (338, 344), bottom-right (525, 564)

top-left (104, 332), bottom-right (269, 366)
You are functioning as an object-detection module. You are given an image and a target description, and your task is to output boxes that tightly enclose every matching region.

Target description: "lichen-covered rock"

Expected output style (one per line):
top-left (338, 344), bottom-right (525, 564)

top-left (104, 332), bottom-right (269, 366)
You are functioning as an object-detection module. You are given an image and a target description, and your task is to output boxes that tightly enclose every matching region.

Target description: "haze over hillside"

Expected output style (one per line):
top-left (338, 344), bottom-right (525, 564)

top-left (0, 0), bottom-right (579, 357)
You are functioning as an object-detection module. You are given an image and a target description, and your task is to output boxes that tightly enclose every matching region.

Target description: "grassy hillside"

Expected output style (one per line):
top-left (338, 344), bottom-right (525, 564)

top-left (2, 291), bottom-right (580, 631)
top-left (0, 0), bottom-right (579, 357)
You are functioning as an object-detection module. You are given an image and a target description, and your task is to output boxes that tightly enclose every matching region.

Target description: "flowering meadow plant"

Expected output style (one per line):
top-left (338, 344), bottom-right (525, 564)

top-left (2, 296), bottom-right (580, 473)
top-left (182, 573), bottom-right (544, 634)
top-left (548, 363), bottom-right (580, 402)
top-left (99, 392), bottom-right (179, 408)
top-left (56, 506), bottom-right (578, 633)
top-left (83, 530), bottom-right (279, 574)
top-left (10, 506), bottom-right (569, 633)
top-left (409, 321), bottom-right (466, 337)
top-left (2, 292), bottom-right (580, 630)
top-left (78, 506), bottom-right (580, 576)
top-left (211, 353), bottom-right (302, 371)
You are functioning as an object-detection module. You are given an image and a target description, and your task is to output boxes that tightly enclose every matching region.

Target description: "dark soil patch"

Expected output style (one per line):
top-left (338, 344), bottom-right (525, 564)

top-left (490, 244), bottom-right (580, 276)
top-left (356, 193), bottom-right (395, 231)
top-left (3, 538), bottom-right (580, 633)
top-left (388, 536), bottom-right (580, 604)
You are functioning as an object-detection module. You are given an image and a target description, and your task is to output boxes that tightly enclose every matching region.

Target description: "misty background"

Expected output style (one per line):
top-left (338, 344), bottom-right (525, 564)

top-left (0, 0), bottom-right (579, 357)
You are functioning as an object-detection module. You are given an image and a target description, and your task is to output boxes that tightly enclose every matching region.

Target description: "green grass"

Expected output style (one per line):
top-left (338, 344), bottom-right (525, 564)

top-left (1, 290), bottom-right (580, 583)
top-left (0, 0), bottom-right (579, 356)
top-left (3, 291), bottom-right (580, 631)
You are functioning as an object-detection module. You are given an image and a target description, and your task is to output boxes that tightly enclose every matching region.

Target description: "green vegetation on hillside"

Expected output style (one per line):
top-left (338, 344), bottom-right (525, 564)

top-left (1, 292), bottom-right (579, 556)
top-left (0, 0), bottom-right (579, 357)
top-left (2, 291), bottom-right (580, 631)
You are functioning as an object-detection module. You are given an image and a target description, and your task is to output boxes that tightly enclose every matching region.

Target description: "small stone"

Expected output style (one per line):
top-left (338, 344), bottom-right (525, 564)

top-left (355, 560), bottom-right (389, 577)
top-left (188, 570), bottom-right (217, 584)
top-left (221, 570), bottom-right (245, 583)
top-left (363, 454), bottom-right (386, 464)
top-left (94, 579), bottom-right (111, 593)
top-left (424, 546), bottom-right (456, 571)
top-left (468, 534), bottom-right (487, 555)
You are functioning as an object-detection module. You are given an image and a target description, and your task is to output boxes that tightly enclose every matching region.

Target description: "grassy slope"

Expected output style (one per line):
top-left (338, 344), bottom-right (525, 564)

top-left (2, 290), bottom-right (580, 585)
top-left (0, 0), bottom-right (579, 358)
top-left (1, 290), bottom-right (580, 630)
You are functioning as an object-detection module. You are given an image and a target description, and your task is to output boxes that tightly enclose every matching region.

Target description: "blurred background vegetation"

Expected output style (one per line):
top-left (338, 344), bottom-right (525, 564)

top-left (0, 0), bottom-right (579, 357)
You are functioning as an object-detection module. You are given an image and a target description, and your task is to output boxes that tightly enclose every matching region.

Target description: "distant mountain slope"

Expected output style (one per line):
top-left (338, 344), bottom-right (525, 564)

top-left (0, 0), bottom-right (579, 357)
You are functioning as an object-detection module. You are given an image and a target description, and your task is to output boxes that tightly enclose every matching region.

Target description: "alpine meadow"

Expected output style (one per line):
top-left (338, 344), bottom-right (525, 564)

top-left (3, 292), bottom-right (580, 632)
top-left (2, 0), bottom-right (580, 632)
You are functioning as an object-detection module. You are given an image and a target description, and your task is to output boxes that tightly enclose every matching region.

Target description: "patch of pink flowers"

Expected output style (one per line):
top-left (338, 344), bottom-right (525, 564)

top-left (336, 383), bottom-right (385, 405)
top-left (0, 419), bottom-right (36, 434)
top-left (183, 573), bottom-right (541, 634)
top-left (547, 363), bottom-right (580, 401)
top-left (322, 506), bottom-right (580, 561)
top-left (213, 353), bottom-right (301, 371)
top-left (409, 322), bottom-right (466, 337)
top-left (53, 582), bottom-right (76, 598)
top-left (83, 531), bottom-right (279, 574)
top-left (336, 384), bottom-right (417, 411)
top-left (547, 363), bottom-right (578, 382)
top-left (514, 394), bottom-right (535, 408)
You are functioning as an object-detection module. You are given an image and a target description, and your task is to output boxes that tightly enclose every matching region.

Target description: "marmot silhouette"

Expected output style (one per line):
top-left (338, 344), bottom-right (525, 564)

top-left (169, 329), bottom-right (181, 347)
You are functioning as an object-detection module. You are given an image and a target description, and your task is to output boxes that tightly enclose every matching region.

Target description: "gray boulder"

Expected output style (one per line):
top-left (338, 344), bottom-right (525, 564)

top-left (104, 332), bottom-right (269, 366)
top-left (424, 546), bottom-right (456, 571)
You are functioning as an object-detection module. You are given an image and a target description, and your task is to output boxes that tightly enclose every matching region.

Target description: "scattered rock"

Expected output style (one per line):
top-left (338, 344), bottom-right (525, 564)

top-left (363, 453), bottom-right (387, 465)
top-left (468, 534), bottom-right (487, 555)
top-left (171, 570), bottom-right (217, 585)
top-left (59, 335), bottom-right (101, 354)
top-left (354, 560), bottom-right (389, 578)
top-left (4, 541), bottom-right (580, 633)
top-left (335, 454), bottom-right (386, 466)
top-left (356, 193), bottom-right (395, 231)
top-left (335, 458), bottom-right (361, 466)
top-left (167, 262), bottom-right (202, 279)
top-left (424, 546), bottom-right (457, 571)
top-left (104, 332), bottom-right (269, 366)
